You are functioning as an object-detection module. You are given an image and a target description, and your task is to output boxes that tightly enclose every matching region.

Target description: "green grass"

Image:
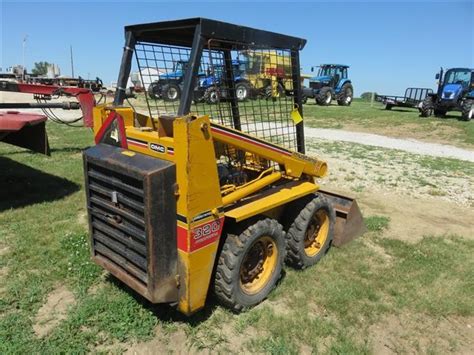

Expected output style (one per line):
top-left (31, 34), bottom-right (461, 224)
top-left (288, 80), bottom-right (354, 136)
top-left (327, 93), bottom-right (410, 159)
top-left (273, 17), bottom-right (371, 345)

top-left (303, 99), bottom-right (474, 148)
top-left (1, 122), bottom-right (473, 353)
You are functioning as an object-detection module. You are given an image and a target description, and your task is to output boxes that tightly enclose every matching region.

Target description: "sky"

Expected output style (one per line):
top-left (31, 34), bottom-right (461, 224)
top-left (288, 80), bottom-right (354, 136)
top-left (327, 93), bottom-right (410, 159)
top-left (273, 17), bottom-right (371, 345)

top-left (1, 0), bottom-right (473, 96)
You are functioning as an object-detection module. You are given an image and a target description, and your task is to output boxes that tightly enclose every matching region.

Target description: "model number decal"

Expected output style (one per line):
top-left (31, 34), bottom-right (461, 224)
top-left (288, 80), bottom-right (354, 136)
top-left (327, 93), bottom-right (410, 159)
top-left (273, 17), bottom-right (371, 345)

top-left (149, 143), bottom-right (165, 153)
top-left (192, 220), bottom-right (221, 242)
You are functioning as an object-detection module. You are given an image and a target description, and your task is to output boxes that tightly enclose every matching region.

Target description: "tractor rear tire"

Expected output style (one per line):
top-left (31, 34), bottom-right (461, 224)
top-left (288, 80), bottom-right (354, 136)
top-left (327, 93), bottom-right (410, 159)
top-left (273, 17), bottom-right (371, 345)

top-left (214, 219), bottom-right (285, 312)
top-left (316, 87), bottom-right (333, 106)
top-left (461, 100), bottom-right (473, 121)
top-left (337, 83), bottom-right (353, 106)
top-left (420, 97), bottom-right (434, 117)
top-left (385, 104), bottom-right (393, 110)
top-left (264, 83), bottom-right (284, 100)
top-left (162, 83), bottom-right (181, 102)
top-left (235, 82), bottom-right (250, 102)
top-left (147, 81), bottom-right (161, 100)
top-left (285, 194), bottom-right (335, 269)
top-left (205, 86), bottom-right (220, 104)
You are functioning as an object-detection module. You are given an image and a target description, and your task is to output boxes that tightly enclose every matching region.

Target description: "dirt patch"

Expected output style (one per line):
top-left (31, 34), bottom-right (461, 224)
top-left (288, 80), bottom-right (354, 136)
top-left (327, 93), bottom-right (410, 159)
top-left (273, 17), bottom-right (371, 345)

top-left (0, 266), bottom-right (9, 296)
top-left (77, 211), bottom-right (88, 227)
top-left (0, 244), bottom-right (9, 256)
top-left (33, 285), bottom-right (76, 337)
top-left (256, 297), bottom-right (291, 316)
top-left (369, 314), bottom-right (474, 354)
top-left (359, 191), bottom-right (474, 242)
top-left (324, 186), bottom-right (474, 243)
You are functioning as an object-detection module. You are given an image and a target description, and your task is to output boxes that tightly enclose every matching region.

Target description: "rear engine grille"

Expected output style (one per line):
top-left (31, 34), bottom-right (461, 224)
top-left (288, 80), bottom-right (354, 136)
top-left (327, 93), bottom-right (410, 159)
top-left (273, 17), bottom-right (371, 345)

top-left (87, 164), bottom-right (148, 284)
top-left (83, 144), bottom-right (178, 303)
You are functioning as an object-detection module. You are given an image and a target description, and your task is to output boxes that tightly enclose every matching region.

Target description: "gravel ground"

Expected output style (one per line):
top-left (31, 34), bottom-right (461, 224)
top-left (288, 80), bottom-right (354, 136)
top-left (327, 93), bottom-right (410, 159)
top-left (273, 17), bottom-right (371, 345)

top-left (242, 122), bottom-right (473, 162)
top-left (304, 127), bottom-right (474, 163)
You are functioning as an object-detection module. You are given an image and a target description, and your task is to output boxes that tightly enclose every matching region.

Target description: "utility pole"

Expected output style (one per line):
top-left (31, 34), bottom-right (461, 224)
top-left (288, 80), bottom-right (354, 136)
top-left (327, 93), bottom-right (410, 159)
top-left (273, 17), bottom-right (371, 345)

top-left (70, 45), bottom-right (75, 78)
top-left (22, 35), bottom-right (28, 81)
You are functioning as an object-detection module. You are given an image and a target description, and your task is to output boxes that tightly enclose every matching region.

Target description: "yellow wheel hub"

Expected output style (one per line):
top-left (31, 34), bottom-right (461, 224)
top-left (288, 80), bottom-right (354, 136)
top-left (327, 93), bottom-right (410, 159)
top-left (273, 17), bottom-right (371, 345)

top-left (240, 236), bottom-right (278, 295)
top-left (304, 209), bottom-right (329, 257)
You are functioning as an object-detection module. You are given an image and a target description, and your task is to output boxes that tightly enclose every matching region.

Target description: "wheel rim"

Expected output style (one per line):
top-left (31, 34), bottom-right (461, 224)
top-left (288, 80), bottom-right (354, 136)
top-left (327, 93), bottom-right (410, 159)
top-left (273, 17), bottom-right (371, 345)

top-left (346, 89), bottom-right (353, 103)
top-left (325, 92), bottom-right (332, 104)
top-left (304, 210), bottom-right (329, 257)
top-left (209, 91), bottom-right (218, 103)
top-left (168, 87), bottom-right (178, 100)
top-left (236, 86), bottom-right (247, 100)
top-left (469, 109), bottom-right (473, 119)
top-left (240, 236), bottom-right (278, 295)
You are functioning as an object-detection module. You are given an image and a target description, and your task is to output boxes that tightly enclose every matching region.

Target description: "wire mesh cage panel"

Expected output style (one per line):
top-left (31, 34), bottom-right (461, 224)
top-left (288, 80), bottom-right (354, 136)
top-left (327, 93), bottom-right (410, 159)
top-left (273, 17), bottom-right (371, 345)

top-left (134, 40), bottom-right (300, 152)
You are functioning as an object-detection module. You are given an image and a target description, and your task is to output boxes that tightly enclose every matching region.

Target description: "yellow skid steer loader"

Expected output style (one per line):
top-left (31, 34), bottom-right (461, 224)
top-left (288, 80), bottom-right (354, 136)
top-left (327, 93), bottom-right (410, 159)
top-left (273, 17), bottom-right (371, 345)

top-left (83, 18), bottom-right (365, 315)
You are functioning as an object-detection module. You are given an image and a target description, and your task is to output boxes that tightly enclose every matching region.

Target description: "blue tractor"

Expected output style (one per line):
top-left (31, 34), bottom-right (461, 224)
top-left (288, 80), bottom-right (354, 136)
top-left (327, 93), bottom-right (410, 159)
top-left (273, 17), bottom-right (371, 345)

top-left (195, 60), bottom-right (251, 104)
top-left (148, 60), bottom-right (206, 101)
top-left (420, 67), bottom-right (474, 121)
top-left (303, 64), bottom-right (353, 106)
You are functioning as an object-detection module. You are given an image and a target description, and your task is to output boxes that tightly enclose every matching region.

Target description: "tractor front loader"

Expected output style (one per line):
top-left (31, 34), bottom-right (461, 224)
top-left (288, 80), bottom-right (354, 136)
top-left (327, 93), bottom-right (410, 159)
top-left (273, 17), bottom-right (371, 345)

top-left (84, 18), bottom-right (365, 315)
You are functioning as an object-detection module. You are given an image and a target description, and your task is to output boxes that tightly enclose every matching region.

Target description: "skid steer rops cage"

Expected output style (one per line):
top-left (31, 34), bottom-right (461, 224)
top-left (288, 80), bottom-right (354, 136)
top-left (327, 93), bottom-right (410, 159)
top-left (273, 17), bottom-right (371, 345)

top-left (113, 18), bottom-right (364, 249)
top-left (116, 18), bottom-right (306, 153)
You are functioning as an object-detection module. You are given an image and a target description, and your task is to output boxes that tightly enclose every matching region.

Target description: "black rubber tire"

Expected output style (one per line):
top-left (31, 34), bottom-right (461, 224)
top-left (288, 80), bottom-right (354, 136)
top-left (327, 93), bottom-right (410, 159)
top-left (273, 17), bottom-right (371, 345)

top-left (162, 83), bottom-right (181, 102)
top-left (285, 194), bottom-right (335, 269)
top-left (337, 83), bottom-right (353, 106)
top-left (461, 100), bottom-right (473, 121)
top-left (147, 81), bottom-right (161, 100)
top-left (420, 96), bottom-right (434, 117)
top-left (214, 219), bottom-right (285, 312)
top-left (316, 87), bottom-right (333, 106)
top-left (385, 104), bottom-right (393, 110)
top-left (301, 95), bottom-right (308, 105)
top-left (235, 81), bottom-right (250, 102)
top-left (205, 86), bottom-right (220, 104)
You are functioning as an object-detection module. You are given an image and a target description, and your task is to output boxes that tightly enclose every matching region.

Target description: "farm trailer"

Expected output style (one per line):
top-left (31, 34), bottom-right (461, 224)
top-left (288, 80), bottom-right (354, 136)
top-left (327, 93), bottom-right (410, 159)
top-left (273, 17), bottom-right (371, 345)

top-left (376, 87), bottom-right (433, 111)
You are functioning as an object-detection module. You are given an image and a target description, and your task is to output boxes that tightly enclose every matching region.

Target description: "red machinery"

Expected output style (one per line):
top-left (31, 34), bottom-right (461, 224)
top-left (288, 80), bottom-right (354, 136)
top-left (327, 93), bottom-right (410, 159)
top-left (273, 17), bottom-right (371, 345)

top-left (0, 82), bottom-right (95, 154)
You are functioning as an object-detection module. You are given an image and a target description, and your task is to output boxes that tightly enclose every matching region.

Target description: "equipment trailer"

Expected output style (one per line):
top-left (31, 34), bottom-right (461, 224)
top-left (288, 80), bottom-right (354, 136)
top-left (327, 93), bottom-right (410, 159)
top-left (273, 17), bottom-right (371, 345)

top-left (376, 87), bottom-right (433, 111)
top-left (84, 18), bottom-right (365, 315)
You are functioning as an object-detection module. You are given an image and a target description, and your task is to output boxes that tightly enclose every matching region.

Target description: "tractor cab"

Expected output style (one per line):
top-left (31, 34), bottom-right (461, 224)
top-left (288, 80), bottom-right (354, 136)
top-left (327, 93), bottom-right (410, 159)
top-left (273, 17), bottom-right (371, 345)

top-left (313, 64), bottom-right (348, 88)
top-left (420, 67), bottom-right (474, 120)
top-left (438, 68), bottom-right (473, 100)
top-left (303, 64), bottom-right (353, 106)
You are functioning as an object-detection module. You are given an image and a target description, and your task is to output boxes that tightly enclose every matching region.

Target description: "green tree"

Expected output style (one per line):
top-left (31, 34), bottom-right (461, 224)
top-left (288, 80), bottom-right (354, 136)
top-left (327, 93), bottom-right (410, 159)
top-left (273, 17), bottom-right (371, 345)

top-left (31, 61), bottom-right (51, 75)
top-left (360, 92), bottom-right (378, 101)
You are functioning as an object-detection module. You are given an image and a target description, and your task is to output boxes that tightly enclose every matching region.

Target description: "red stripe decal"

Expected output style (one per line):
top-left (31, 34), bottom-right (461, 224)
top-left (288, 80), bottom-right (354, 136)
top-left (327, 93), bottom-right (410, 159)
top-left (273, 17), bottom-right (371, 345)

top-left (177, 225), bottom-right (188, 252)
top-left (127, 139), bottom-right (147, 148)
